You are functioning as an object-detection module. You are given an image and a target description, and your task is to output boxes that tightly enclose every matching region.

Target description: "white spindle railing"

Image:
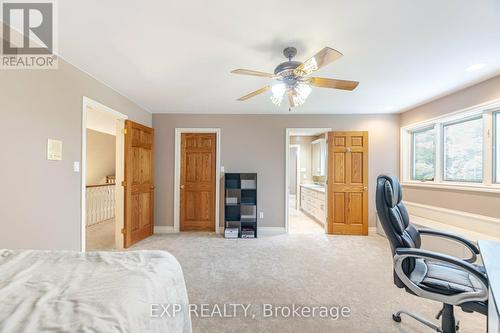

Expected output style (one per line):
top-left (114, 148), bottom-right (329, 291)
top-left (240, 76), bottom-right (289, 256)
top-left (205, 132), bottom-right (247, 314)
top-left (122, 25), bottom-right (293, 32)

top-left (86, 184), bottom-right (116, 227)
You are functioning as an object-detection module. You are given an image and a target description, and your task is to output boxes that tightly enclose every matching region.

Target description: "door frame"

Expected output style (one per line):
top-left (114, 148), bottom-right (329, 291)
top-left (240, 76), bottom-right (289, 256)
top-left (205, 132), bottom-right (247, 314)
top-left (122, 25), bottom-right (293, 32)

top-left (174, 128), bottom-right (221, 233)
top-left (81, 96), bottom-right (128, 251)
top-left (285, 128), bottom-right (332, 233)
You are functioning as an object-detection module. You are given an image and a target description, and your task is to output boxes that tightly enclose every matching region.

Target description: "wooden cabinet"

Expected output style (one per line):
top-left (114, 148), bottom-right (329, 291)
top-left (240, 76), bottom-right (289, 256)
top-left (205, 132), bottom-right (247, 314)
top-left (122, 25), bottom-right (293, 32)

top-left (300, 186), bottom-right (325, 224)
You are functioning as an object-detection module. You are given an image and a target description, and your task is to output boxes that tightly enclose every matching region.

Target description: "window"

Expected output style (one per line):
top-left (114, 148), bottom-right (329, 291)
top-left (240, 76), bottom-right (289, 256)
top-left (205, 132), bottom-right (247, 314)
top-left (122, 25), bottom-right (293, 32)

top-left (496, 112), bottom-right (500, 183)
top-left (402, 102), bottom-right (500, 190)
top-left (411, 127), bottom-right (435, 180)
top-left (443, 117), bottom-right (483, 182)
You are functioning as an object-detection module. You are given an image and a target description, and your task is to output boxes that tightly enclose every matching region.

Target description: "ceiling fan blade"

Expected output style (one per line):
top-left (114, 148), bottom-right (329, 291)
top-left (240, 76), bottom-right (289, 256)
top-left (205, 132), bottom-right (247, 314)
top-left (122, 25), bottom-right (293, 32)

top-left (237, 86), bottom-right (271, 101)
top-left (308, 77), bottom-right (359, 91)
top-left (294, 47), bottom-right (343, 77)
top-left (231, 69), bottom-right (276, 78)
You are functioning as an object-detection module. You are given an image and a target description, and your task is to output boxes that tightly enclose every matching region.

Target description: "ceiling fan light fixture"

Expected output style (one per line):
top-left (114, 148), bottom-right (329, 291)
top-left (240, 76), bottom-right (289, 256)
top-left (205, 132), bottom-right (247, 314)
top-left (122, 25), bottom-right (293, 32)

top-left (293, 83), bottom-right (312, 106)
top-left (232, 46), bottom-right (358, 108)
top-left (271, 83), bottom-right (286, 106)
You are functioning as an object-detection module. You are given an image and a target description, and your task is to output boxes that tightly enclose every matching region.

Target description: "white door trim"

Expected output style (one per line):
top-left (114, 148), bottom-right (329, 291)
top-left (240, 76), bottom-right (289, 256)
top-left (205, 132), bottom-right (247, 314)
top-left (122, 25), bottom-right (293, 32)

top-left (81, 96), bottom-right (128, 252)
top-left (285, 128), bottom-right (332, 233)
top-left (174, 128), bottom-right (221, 233)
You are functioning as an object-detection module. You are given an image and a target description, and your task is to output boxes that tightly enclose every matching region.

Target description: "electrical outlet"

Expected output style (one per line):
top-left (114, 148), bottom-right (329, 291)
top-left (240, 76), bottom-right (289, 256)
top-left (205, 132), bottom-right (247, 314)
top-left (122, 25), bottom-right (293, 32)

top-left (259, 212), bottom-right (264, 219)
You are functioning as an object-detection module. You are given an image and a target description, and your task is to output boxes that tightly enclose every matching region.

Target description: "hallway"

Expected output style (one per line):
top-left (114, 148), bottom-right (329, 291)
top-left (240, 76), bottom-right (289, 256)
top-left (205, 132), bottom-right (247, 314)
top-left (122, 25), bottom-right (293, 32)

top-left (288, 195), bottom-right (324, 234)
top-left (86, 218), bottom-right (115, 250)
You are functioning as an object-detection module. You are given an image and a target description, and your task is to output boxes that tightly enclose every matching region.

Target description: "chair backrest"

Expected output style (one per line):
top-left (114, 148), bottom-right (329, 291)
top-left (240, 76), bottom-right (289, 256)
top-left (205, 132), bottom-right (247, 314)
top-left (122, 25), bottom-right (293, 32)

top-left (376, 175), bottom-right (421, 287)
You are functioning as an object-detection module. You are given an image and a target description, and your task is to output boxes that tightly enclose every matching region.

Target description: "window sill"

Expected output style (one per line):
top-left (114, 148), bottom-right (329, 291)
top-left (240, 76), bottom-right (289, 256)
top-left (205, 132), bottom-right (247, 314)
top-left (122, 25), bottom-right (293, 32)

top-left (401, 181), bottom-right (500, 194)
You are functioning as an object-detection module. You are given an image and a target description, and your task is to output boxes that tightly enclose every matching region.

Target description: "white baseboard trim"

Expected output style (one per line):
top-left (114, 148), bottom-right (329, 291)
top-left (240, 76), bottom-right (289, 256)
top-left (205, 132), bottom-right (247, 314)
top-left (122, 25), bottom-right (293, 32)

top-left (368, 227), bottom-right (377, 236)
top-left (154, 226), bottom-right (177, 234)
top-left (404, 201), bottom-right (500, 241)
top-left (258, 227), bottom-right (286, 237)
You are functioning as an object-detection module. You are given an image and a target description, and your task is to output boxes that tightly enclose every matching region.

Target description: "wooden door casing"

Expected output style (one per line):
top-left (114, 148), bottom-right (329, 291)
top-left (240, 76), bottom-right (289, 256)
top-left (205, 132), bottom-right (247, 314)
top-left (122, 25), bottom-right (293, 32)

top-left (180, 133), bottom-right (216, 231)
top-left (327, 131), bottom-right (368, 235)
top-left (124, 120), bottom-right (154, 247)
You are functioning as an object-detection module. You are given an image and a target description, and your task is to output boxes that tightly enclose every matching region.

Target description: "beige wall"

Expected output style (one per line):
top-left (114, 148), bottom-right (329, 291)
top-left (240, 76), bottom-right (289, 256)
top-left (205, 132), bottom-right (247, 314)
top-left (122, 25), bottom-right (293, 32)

top-left (290, 136), bottom-right (314, 184)
top-left (403, 187), bottom-right (499, 218)
top-left (86, 129), bottom-right (116, 185)
top-left (401, 75), bottom-right (500, 126)
top-left (153, 114), bottom-right (400, 229)
top-left (0, 55), bottom-right (151, 250)
top-left (400, 74), bottom-right (500, 219)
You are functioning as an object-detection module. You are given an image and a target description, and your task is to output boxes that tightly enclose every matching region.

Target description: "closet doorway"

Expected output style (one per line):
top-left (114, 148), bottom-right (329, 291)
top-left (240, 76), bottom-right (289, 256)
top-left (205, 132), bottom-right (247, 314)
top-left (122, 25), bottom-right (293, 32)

top-left (174, 128), bottom-right (221, 233)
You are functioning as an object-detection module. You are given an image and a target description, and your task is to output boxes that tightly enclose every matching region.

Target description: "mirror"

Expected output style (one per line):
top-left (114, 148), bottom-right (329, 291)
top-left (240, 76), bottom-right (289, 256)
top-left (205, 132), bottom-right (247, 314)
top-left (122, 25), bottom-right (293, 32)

top-left (312, 138), bottom-right (326, 176)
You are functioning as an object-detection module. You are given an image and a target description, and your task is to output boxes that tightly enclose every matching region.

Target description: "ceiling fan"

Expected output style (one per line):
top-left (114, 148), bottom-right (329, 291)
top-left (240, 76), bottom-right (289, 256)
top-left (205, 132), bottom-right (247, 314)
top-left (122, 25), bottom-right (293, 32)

top-left (231, 46), bottom-right (359, 109)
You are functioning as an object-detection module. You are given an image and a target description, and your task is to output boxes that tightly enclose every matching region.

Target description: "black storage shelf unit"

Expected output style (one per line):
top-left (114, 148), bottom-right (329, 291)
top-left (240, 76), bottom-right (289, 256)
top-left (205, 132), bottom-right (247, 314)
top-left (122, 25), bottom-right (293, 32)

top-left (224, 173), bottom-right (257, 238)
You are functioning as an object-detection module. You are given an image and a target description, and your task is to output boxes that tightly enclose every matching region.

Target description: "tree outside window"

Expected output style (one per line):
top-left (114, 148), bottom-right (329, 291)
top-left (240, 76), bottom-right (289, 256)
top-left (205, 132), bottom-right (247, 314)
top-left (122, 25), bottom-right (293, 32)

top-left (444, 117), bottom-right (483, 182)
top-left (412, 128), bottom-right (435, 181)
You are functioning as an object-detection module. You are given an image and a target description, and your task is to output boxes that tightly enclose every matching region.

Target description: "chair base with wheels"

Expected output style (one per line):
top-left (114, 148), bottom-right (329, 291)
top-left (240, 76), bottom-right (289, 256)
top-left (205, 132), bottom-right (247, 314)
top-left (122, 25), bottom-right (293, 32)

top-left (393, 304), bottom-right (458, 333)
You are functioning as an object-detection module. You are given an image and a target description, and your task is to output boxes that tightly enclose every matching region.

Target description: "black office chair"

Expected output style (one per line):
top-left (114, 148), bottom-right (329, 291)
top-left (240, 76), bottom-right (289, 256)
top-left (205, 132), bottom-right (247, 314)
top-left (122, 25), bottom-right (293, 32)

top-left (376, 175), bottom-right (488, 333)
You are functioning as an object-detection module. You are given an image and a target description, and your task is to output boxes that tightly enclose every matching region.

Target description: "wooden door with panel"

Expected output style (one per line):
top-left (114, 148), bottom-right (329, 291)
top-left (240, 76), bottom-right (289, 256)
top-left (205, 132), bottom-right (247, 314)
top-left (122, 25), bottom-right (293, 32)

top-left (180, 133), bottom-right (216, 231)
top-left (124, 120), bottom-right (154, 247)
top-left (327, 131), bottom-right (368, 235)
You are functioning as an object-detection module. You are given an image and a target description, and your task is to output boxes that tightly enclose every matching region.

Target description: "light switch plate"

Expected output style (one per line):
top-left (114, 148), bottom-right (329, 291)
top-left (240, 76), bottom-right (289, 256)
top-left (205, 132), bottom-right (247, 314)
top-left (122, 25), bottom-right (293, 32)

top-left (73, 161), bottom-right (80, 172)
top-left (47, 139), bottom-right (63, 161)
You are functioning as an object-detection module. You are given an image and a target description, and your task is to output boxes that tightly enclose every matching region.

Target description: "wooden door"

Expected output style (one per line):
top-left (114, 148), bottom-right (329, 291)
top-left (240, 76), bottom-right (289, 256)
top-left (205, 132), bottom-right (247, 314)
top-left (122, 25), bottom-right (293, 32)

top-left (124, 120), bottom-right (154, 247)
top-left (327, 131), bottom-right (368, 235)
top-left (180, 133), bottom-right (216, 231)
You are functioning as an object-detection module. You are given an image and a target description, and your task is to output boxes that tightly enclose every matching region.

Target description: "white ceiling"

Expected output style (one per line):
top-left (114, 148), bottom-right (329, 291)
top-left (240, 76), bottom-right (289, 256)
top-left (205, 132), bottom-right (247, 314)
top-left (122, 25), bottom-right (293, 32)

top-left (59, 0), bottom-right (500, 114)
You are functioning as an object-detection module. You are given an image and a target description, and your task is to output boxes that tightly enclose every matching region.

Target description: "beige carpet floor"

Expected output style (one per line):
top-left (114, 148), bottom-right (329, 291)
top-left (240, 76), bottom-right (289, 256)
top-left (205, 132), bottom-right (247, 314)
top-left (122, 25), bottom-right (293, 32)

top-left (132, 232), bottom-right (485, 333)
top-left (86, 218), bottom-right (115, 251)
top-left (289, 204), bottom-right (325, 234)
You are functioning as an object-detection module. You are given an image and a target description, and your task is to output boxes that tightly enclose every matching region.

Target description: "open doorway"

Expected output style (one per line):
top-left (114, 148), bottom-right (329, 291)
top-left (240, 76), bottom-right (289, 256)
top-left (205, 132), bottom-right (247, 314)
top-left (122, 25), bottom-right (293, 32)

top-left (285, 128), bottom-right (331, 234)
top-left (82, 97), bottom-right (127, 251)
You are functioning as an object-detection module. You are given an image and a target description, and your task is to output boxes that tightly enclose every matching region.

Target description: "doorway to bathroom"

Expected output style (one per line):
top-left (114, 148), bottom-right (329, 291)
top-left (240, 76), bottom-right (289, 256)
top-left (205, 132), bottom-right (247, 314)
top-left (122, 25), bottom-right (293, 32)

top-left (285, 128), bottom-right (331, 234)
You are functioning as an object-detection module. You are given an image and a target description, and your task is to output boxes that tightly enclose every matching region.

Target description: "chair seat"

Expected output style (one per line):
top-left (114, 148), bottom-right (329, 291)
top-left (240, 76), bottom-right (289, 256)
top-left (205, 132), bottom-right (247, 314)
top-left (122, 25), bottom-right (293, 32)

top-left (410, 259), bottom-right (485, 295)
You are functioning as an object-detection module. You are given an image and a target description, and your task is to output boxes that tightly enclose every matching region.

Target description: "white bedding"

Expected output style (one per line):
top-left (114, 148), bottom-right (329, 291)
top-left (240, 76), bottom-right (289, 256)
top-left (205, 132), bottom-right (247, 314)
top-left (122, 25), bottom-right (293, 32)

top-left (0, 249), bottom-right (192, 333)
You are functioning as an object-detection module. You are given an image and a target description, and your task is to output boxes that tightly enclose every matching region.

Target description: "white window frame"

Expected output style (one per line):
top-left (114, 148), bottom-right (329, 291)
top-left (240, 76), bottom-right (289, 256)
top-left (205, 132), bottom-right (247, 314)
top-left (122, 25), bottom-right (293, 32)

top-left (401, 99), bottom-right (500, 193)
top-left (494, 111), bottom-right (500, 184)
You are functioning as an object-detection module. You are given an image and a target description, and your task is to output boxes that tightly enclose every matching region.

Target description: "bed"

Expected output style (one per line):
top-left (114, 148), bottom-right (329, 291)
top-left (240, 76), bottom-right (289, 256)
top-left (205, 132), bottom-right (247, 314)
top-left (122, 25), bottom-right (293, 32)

top-left (0, 249), bottom-right (192, 333)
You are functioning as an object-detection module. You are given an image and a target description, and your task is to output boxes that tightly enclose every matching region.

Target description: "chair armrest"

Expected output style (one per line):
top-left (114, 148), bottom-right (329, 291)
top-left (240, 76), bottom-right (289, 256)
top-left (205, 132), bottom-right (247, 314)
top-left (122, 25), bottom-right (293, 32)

top-left (394, 248), bottom-right (488, 305)
top-left (418, 228), bottom-right (479, 263)
top-left (395, 248), bottom-right (487, 285)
